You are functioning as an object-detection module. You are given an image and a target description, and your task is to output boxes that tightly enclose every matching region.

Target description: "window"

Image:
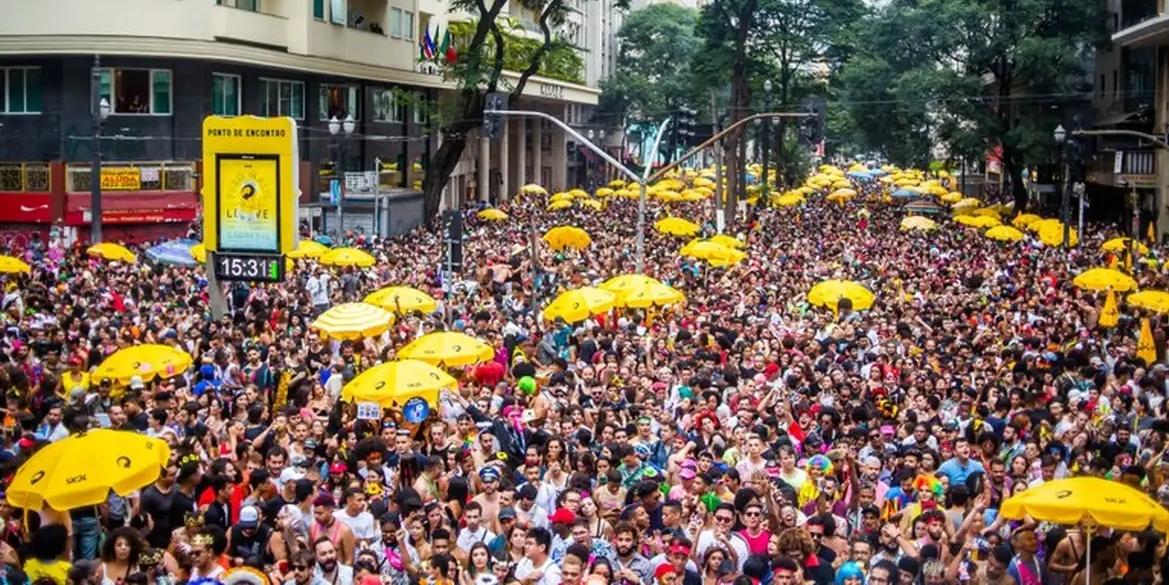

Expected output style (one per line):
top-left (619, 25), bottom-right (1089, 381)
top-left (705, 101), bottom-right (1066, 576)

top-left (413, 92), bottom-right (427, 124)
top-left (99, 68), bottom-right (171, 115)
top-left (390, 8), bottom-right (403, 37)
top-left (212, 73), bottom-right (241, 116)
top-left (218, 0), bottom-right (259, 9)
top-left (2, 67), bottom-right (42, 114)
top-left (372, 88), bottom-right (402, 123)
top-left (313, 0), bottom-right (325, 19)
top-left (260, 78), bottom-right (305, 119)
top-left (403, 11), bottom-right (414, 39)
top-left (320, 84), bottom-right (358, 120)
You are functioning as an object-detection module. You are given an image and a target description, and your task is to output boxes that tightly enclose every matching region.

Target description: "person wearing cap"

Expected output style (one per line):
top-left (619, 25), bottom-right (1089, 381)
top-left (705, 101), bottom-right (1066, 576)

top-left (310, 493), bottom-right (356, 566)
top-left (473, 466), bottom-right (504, 531)
top-left (56, 355), bottom-right (89, 398)
top-left (546, 507), bottom-right (576, 563)
top-left (225, 505), bottom-right (273, 567)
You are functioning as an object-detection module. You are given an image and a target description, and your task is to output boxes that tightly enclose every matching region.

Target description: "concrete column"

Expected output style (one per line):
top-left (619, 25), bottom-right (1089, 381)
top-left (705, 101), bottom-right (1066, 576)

top-left (479, 132), bottom-right (490, 202)
top-left (532, 118), bottom-right (543, 187)
top-left (500, 117), bottom-right (510, 202)
top-left (551, 121), bottom-right (567, 190)
top-left (517, 118), bottom-right (528, 187)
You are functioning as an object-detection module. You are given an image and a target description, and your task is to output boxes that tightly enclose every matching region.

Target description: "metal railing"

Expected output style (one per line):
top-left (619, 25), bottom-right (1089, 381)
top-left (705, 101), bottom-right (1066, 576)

top-left (64, 161), bottom-right (196, 193)
top-left (0, 163), bottom-right (51, 193)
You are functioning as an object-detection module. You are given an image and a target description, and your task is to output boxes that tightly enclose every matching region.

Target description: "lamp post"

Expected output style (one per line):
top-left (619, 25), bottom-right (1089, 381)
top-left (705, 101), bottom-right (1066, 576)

top-left (89, 56), bottom-right (111, 245)
top-left (1054, 124), bottom-right (1071, 248)
top-left (586, 129), bottom-right (595, 188)
top-left (329, 114), bottom-right (355, 238)
top-left (761, 79), bottom-right (773, 207)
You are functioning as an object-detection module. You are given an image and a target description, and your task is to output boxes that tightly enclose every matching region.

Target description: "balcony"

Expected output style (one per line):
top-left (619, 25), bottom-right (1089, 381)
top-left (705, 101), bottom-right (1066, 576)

top-left (306, 19), bottom-right (416, 71)
top-left (1114, 0), bottom-right (1169, 46)
top-left (211, 3), bottom-right (289, 49)
top-left (1087, 149), bottom-right (1158, 187)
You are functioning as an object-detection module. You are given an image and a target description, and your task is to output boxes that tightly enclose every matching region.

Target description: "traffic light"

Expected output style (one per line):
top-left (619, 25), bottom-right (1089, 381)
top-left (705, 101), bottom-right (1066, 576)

top-left (675, 106), bottom-right (698, 147)
top-left (798, 96), bottom-right (826, 146)
top-left (483, 92), bottom-right (508, 140)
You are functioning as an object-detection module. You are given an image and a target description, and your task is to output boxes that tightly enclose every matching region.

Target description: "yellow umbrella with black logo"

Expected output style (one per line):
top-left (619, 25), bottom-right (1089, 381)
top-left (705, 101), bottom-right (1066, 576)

top-left (364, 286), bottom-right (438, 315)
top-left (0, 255), bottom-right (30, 274)
top-left (542, 287), bottom-right (616, 323)
top-left (319, 247), bottom-right (376, 268)
top-left (310, 303), bottom-right (395, 340)
top-left (285, 240), bottom-right (330, 259)
top-left (341, 359), bottom-right (455, 407)
top-left (397, 332), bottom-right (495, 367)
top-left (542, 226), bottom-right (592, 250)
top-left (87, 242), bottom-right (137, 263)
top-left (807, 280), bottom-right (875, 312)
top-left (93, 344), bottom-right (193, 385)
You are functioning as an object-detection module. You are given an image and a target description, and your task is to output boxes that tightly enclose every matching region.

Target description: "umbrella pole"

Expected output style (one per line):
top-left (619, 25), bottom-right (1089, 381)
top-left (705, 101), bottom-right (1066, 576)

top-left (1085, 524), bottom-right (1092, 585)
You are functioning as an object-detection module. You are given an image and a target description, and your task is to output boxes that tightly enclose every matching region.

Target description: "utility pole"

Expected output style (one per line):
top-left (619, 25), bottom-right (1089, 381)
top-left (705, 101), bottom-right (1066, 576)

top-left (712, 91), bottom-right (723, 230)
top-left (89, 55), bottom-right (106, 244)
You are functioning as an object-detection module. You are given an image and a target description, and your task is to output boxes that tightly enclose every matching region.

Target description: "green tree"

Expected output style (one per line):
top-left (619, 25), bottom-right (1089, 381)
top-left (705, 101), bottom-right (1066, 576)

top-left (598, 4), bottom-right (702, 124)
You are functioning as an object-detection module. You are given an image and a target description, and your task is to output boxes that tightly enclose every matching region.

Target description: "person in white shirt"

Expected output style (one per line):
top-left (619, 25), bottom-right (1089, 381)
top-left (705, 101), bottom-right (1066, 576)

top-left (514, 526), bottom-right (561, 585)
top-left (332, 489), bottom-right (379, 548)
top-left (455, 502), bottom-right (497, 561)
top-left (695, 504), bottom-right (750, 571)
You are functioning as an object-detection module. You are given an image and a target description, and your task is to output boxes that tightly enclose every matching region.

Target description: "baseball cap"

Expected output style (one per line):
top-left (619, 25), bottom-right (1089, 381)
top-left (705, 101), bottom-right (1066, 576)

top-left (678, 467), bottom-right (697, 480)
top-left (129, 376), bottom-right (145, 390)
top-left (517, 484), bottom-right (538, 501)
top-left (498, 507), bottom-right (517, 521)
top-left (313, 493), bottom-right (337, 509)
top-left (238, 505), bottom-right (259, 529)
top-left (479, 467), bottom-right (500, 482)
top-left (548, 507), bottom-right (576, 525)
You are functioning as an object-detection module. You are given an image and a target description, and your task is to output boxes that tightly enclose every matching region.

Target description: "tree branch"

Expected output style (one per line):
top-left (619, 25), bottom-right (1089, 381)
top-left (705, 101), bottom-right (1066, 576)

top-left (511, 0), bottom-right (565, 100)
top-left (489, 20), bottom-right (506, 92)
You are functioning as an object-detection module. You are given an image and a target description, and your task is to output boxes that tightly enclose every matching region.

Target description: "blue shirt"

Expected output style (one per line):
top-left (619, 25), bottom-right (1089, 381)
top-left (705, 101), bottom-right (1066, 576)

top-left (936, 457), bottom-right (985, 486)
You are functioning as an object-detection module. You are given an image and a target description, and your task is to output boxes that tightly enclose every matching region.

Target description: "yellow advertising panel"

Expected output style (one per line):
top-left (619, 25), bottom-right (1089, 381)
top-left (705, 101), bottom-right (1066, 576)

top-left (101, 167), bottom-right (141, 191)
top-left (201, 116), bottom-right (299, 253)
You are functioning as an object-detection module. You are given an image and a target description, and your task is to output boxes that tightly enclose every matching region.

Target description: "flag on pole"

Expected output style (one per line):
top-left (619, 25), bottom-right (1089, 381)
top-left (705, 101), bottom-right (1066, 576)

top-left (441, 29), bottom-right (457, 64)
top-left (421, 27), bottom-right (435, 59)
top-left (1099, 289), bottom-right (1119, 329)
top-left (1148, 220), bottom-right (1157, 244)
top-left (1139, 317), bottom-right (1158, 365)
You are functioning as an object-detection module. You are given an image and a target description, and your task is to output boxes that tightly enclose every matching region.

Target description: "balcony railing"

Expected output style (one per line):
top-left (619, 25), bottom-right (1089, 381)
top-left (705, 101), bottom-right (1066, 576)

top-left (64, 161), bottom-right (196, 193)
top-left (1120, 150), bottom-right (1157, 176)
top-left (0, 163), bottom-right (51, 193)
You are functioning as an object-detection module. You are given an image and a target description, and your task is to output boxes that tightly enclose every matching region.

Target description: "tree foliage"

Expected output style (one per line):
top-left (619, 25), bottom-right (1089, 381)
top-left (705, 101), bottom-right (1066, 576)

top-left (598, 4), bottom-right (702, 123)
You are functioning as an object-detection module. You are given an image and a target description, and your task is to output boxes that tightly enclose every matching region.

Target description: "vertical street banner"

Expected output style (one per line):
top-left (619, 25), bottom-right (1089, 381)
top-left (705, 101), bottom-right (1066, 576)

top-left (201, 116), bottom-right (300, 254)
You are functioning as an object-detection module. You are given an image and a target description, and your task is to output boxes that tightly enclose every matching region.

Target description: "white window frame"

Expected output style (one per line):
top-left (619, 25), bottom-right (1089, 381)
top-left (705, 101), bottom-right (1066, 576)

top-left (403, 11), bottom-right (414, 40)
top-left (211, 73), bottom-right (242, 116)
top-left (258, 77), bottom-right (305, 120)
top-left (2, 67), bottom-right (42, 115)
top-left (372, 88), bottom-right (402, 123)
top-left (319, 84), bottom-right (359, 121)
top-left (390, 8), bottom-right (403, 38)
top-left (99, 68), bottom-right (173, 116)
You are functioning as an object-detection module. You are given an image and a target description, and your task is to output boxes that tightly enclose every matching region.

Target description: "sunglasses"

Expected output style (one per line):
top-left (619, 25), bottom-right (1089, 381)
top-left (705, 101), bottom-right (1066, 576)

top-left (292, 565), bottom-right (309, 571)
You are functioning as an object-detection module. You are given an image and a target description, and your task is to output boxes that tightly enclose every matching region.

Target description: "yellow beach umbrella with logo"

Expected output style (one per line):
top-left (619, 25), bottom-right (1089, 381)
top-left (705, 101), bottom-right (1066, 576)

top-left (708, 234), bottom-right (744, 249)
top-left (1128, 290), bottom-right (1169, 313)
top-left (1037, 222), bottom-right (1079, 247)
top-left (680, 240), bottom-right (735, 263)
top-left (955, 214), bottom-right (1002, 228)
top-left (364, 286), bottom-right (438, 315)
top-left (319, 247), bottom-right (376, 268)
top-left (807, 279), bottom-right (875, 312)
top-left (1000, 477), bottom-right (1169, 532)
top-left (984, 225), bottom-right (1025, 242)
top-left (543, 226), bottom-right (592, 250)
top-left (7, 430), bottom-right (171, 511)
top-left (612, 280), bottom-right (686, 308)
top-left (550, 192), bottom-right (574, 203)
top-left (774, 193), bottom-right (805, 207)
top-left (1101, 237), bottom-right (1148, 255)
top-left (477, 208), bottom-right (509, 221)
top-left (951, 197), bottom-right (981, 210)
top-left (1013, 213), bottom-right (1043, 229)
top-left (311, 303), bottom-right (395, 340)
top-left (578, 199), bottom-right (603, 211)
top-left (595, 188), bottom-right (615, 198)
top-left (188, 243), bottom-right (207, 263)
top-left (542, 287), bottom-right (616, 323)
top-left (1073, 267), bottom-right (1138, 292)
top-left (398, 331), bottom-right (495, 367)
top-left (655, 217), bottom-right (700, 237)
top-left (341, 359), bottom-right (455, 407)
top-left (900, 216), bottom-right (937, 232)
top-left (94, 344), bottom-right (193, 385)
top-left (87, 242), bottom-right (137, 263)
top-left (285, 239), bottom-right (330, 259)
top-left (547, 200), bottom-right (572, 211)
top-left (940, 192), bottom-right (962, 204)
top-left (599, 274), bottom-right (663, 296)
top-left (1027, 217), bottom-right (1061, 233)
top-left (520, 184), bottom-right (548, 196)
top-left (0, 255), bottom-right (30, 274)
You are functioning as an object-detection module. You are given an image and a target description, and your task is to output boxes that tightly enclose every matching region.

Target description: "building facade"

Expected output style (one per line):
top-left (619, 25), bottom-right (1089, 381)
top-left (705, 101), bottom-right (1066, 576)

top-left (0, 0), bottom-right (615, 240)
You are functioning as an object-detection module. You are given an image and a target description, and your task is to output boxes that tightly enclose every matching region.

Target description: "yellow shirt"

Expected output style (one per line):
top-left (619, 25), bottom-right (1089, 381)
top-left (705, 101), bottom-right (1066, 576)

top-left (61, 371), bottom-right (90, 393)
top-left (24, 558), bottom-right (70, 585)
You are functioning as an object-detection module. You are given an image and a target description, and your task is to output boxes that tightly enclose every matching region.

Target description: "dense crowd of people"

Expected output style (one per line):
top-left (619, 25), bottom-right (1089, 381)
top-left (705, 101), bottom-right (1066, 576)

top-left (0, 171), bottom-right (1167, 585)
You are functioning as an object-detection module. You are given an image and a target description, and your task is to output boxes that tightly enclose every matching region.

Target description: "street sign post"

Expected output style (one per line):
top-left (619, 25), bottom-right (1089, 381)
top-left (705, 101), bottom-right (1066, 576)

top-left (201, 116), bottom-right (300, 317)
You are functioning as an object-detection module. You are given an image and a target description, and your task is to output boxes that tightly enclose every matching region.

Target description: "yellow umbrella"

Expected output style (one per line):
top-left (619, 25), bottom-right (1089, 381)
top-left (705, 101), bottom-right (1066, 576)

top-left (189, 243), bottom-right (207, 264)
top-left (547, 200), bottom-right (573, 211)
top-left (708, 248), bottom-right (747, 268)
top-left (1027, 217), bottom-right (1061, 233)
top-left (542, 287), bottom-right (617, 323)
top-left (951, 197), bottom-right (981, 209)
top-left (0, 255), bottom-right (30, 274)
top-left (900, 216), bottom-right (937, 231)
top-left (521, 184), bottom-right (548, 196)
top-left (1013, 213), bottom-right (1043, 229)
top-left (543, 226), bottom-right (592, 250)
top-left (477, 208), bottom-right (509, 221)
top-left (311, 303), bottom-right (395, 340)
top-left (550, 192), bottom-right (574, 203)
top-left (807, 280), bottom-right (875, 312)
top-left (826, 192), bottom-right (854, 204)
top-left (774, 193), bottom-right (805, 207)
top-left (340, 359), bottom-right (455, 407)
top-left (578, 199), bottom-right (603, 211)
top-left (87, 242), bottom-right (138, 263)
top-left (955, 214), bottom-right (1002, 228)
top-left (568, 188), bottom-right (589, 199)
top-left (319, 247), bottom-right (376, 268)
top-left (972, 207), bottom-right (1001, 218)
top-left (1127, 290), bottom-right (1169, 313)
top-left (608, 179), bottom-right (627, 189)
top-left (285, 240), bottom-right (330, 259)
top-left (940, 192), bottom-right (962, 204)
top-left (1037, 222), bottom-right (1079, 247)
top-left (655, 217), bottom-right (700, 237)
top-left (612, 281), bottom-right (686, 308)
top-left (680, 240), bottom-right (735, 262)
top-left (398, 331), bottom-right (495, 367)
top-left (984, 225), bottom-right (1025, 242)
top-left (599, 274), bottom-right (663, 296)
top-left (1101, 237), bottom-right (1149, 255)
top-left (1073, 268), bottom-right (1138, 292)
top-left (7, 430), bottom-right (171, 511)
top-left (595, 188), bottom-right (615, 198)
top-left (708, 234), bottom-right (744, 249)
top-left (1000, 477), bottom-right (1169, 533)
top-left (364, 286), bottom-right (438, 314)
top-left (94, 344), bottom-right (193, 385)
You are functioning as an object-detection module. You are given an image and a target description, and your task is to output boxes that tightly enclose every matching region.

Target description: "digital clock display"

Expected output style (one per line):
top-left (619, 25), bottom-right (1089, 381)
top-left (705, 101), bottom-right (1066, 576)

top-left (214, 253), bottom-right (285, 283)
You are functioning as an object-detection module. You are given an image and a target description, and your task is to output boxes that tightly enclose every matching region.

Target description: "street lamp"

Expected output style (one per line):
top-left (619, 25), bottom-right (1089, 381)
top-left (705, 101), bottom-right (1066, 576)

top-left (1053, 124), bottom-right (1071, 248)
top-left (329, 114), bottom-right (355, 238)
top-left (89, 55), bottom-right (111, 245)
top-left (760, 79), bottom-right (773, 207)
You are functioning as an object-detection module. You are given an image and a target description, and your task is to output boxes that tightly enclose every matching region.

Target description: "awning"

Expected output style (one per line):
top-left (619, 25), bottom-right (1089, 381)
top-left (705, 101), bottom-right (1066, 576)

top-left (1094, 110), bottom-right (1141, 127)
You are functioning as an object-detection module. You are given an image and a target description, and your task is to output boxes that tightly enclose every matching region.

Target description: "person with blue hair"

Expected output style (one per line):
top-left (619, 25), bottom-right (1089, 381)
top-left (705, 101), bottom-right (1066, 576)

top-left (835, 561), bottom-right (865, 585)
